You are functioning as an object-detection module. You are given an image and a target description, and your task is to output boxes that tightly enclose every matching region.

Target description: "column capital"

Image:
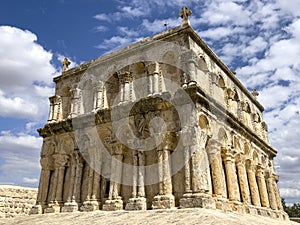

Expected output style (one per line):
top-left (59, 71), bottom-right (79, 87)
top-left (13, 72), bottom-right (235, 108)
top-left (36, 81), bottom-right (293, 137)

top-left (53, 154), bottom-right (69, 168)
top-left (160, 132), bottom-right (177, 151)
top-left (112, 142), bottom-right (125, 155)
top-left (40, 157), bottom-right (52, 170)
top-left (118, 71), bottom-right (133, 83)
top-left (147, 62), bottom-right (160, 75)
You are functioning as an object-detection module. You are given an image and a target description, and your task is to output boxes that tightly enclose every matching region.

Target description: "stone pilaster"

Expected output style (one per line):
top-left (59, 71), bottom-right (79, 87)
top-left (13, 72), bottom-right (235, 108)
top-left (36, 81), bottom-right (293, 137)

top-left (256, 164), bottom-right (270, 208)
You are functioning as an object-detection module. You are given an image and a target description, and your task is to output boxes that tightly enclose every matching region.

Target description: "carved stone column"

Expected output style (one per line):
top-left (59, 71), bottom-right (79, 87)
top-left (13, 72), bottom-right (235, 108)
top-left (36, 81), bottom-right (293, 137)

top-left (179, 128), bottom-right (215, 209)
top-left (256, 164), bottom-right (270, 208)
top-left (126, 149), bottom-right (147, 210)
top-left (223, 149), bottom-right (240, 202)
top-left (48, 96), bottom-right (63, 122)
top-left (30, 157), bottom-right (52, 214)
top-left (246, 161), bottom-right (261, 207)
top-left (236, 156), bottom-right (251, 204)
top-left (227, 88), bottom-right (237, 114)
top-left (47, 96), bottom-right (55, 122)
top-left (103, 143), bottom-right (124, 211)
top-left (118, 71), bottom-right (135, 103)
top-left (272, 173), bottom-right (283, 210)
top-left (147, 62), bottom-right (165, 95)
top-left (61, 153), bottom-right (78, 213)
top-left (206, 140), bottom-right (229, 210)
top-left (207, 140), bottom-right (227, 198)
top-left (265, 171), bottom-right (277, 210)
top-left (61, 152), bottom-right (84, 213)
top-left (93, 81), bottom-right (108, 111)
top-left (222, 148), bottom-right (245, 213)
top-left (80, 165), bottom-right (100, 212)
top-left (69, 86), bottom-right (83, 118)
top-left (152, 132), bottom-right (176, 209)
top-left (44, 154), bottom-right (68, 213)
top-left (182, 52), bottom-right (197, 86)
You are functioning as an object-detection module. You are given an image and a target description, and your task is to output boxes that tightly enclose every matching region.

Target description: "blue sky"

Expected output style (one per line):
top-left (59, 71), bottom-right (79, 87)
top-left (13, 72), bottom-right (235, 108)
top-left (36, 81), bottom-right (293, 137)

top-left (0, 0), bottom-right (300, 204)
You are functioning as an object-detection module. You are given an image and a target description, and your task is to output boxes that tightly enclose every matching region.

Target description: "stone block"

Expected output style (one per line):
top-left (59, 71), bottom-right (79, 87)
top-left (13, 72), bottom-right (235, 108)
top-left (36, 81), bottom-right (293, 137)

top-left (125, 197), bottom-right (147, 210)
top-left (214, 197), bottom-right (232, 211)
top-left (44, 202), bottom-right (61, 214)
top-left (61, 201), bottom-right (79, 213)
top-left (180, 193), bottom-right (216, 209)
top-left (80, 200), bottom-right (99, 212)
top-left (102, 199), bottom-right (123, 211)
top-left (152, 194), bottom-right (175, 209)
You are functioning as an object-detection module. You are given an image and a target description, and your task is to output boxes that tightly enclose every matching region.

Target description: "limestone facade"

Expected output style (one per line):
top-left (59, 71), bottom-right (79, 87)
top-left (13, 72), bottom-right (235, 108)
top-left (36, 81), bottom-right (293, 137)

top-left (0, 186), bottom-right (37, 218)
top-left (31, 9), bottom-right (288, 220)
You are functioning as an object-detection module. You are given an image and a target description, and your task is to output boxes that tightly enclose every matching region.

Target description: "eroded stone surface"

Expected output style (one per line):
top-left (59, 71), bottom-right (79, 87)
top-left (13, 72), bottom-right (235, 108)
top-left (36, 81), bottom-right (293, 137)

top-left (31, 6), bottom-right (288, 222)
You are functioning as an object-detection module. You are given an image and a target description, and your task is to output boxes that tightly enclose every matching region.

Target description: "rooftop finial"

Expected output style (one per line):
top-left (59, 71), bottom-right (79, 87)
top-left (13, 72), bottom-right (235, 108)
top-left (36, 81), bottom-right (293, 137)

top-left (251, 88), bottom-right (259, 99)
top-left (62, 57), bottom-right (71, 72)
top-left (179, 6), bottom-right (192, 27)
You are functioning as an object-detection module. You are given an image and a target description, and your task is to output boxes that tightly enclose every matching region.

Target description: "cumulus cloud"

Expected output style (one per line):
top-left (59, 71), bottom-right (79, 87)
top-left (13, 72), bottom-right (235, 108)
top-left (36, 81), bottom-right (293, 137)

top-left (0, 26), bottom-right (57, 187)
top-left (0, 26), bottom-right (56, 120)
top-left (0, 131), bottom-right (42, 187)
top-left (91, 0), bottom-right (300, 204)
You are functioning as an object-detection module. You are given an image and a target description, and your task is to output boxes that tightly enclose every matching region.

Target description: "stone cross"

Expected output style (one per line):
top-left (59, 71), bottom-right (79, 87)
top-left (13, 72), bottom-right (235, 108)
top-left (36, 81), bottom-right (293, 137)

top-left (251, 88), bottom-right (259, 99)
top-left (62, 57), bottom-right (71, 72)
top-left (179, 6), bottom-right (192, 27)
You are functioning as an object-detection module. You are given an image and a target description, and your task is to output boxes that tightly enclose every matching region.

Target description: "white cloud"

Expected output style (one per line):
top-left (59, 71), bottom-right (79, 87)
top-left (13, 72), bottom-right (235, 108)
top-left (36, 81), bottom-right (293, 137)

top-left (0, 26), bottom-right (56, 120)
top-left (95, 36), bottom-right (134, 50)
top-left (0, 131), bottom-right (42, 187)
top-left (0, 26), bottom-right (55, 90)
top-left (93, 25), bottom-right (108, 32)
top-left (22, 177), bottom-right (39, 184)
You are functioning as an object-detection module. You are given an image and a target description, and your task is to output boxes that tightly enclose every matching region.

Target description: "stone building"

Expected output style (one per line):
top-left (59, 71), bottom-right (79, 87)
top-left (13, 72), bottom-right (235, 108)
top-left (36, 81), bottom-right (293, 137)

top-left (30, 7), bottom-right (288, 220)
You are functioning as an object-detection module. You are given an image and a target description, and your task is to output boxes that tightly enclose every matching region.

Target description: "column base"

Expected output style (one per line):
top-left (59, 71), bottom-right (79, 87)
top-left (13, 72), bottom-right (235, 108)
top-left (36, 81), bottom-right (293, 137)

top-left (125, 197), bottom-right (147, 210)
top-left (29, 204), bottom-right (43, 215)
top-left (230, 201), bottom-right (245, 214)
top-left (44, 202), bottom-right (61, 213)
top-left (214, 197), bottom-right (232, 211)
top-left (102, 198), bottom-right (123, 211)
top-left (80, 200), bottom-right (99, 212)
top-left (152, 194), bottom-right (175, 209)
top-left (180, 193), bottom-right (216, 209)
top-left (245, 205), bottom-right (258, 215)
top-left (61, 200), bottom-right (79, 213)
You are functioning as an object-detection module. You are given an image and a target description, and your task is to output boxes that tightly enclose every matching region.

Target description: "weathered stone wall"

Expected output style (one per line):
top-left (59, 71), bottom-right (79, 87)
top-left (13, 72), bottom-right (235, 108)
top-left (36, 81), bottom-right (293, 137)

top-left (0, 185), bottom-right (37, 218)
